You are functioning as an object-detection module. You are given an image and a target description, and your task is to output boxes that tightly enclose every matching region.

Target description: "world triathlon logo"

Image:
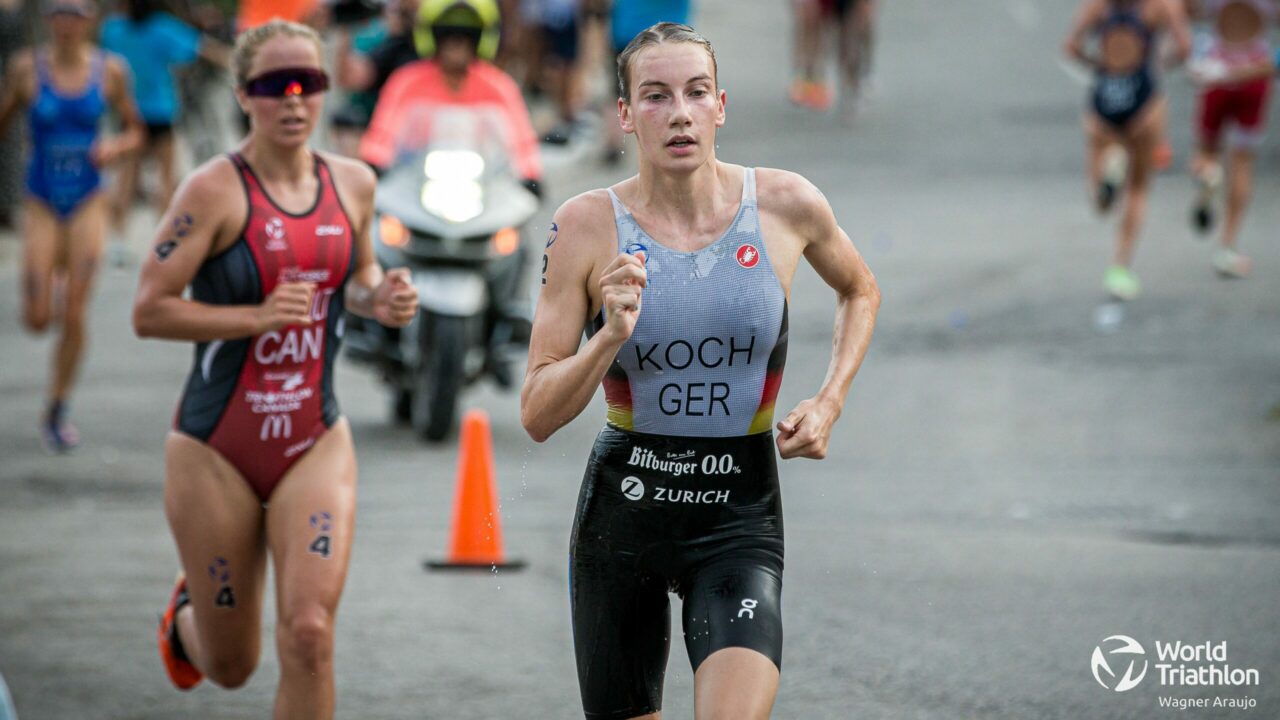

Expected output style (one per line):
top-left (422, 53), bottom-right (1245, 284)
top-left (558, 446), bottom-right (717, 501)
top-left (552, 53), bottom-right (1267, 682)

top-left (1092, 635), bottom-right (1148, 692)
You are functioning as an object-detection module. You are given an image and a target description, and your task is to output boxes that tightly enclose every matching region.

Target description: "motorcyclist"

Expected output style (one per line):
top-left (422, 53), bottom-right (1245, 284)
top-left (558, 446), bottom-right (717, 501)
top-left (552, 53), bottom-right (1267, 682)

top-left (359, 0), bottom-right (543, 196)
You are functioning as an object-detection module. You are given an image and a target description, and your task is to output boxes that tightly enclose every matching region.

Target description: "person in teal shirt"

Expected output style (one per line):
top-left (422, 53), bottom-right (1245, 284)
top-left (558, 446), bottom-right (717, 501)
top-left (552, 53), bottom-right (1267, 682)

top-left (99, 0), bottom-right (228, 263)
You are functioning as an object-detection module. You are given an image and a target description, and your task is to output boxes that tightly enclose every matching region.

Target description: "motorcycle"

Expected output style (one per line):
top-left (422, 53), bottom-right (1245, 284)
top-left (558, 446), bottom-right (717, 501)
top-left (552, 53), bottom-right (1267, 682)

top-left (343, 107), bottom-right (540, 441)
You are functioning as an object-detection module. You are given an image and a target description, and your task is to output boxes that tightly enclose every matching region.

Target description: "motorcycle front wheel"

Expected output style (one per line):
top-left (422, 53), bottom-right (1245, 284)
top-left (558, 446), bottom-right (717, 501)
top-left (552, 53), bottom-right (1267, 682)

top-left (412, 313), bottom-right (466, 441)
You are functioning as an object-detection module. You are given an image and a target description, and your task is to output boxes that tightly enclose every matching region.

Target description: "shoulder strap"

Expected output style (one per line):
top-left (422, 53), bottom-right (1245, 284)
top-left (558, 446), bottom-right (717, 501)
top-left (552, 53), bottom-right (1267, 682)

top-left (34, 50), bottom-right (49, 85)
top-left (742, 167), bottom-right (757, 207)
top-left (92, 50), bottom-right (106, 87)
top-left (605, 187), bottom-right (630, 219)
top-left (228, 152), bottom-right (259, 193)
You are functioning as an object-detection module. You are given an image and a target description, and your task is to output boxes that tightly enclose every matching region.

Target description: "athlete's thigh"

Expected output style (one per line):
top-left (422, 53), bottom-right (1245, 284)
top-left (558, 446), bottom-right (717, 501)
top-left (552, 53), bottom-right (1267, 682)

top-left (112, 149), bottom-right (141, 208)
top-left (20, 198), bottom-right (58, 326)
top-left (266, 419), bottom-right (358, 618)
top-left (165, 432), bottom-right (269, 655)
top-left (679, 549), bottom-right (784, 673)
top-left (570, 550), bottom-right (672, 719)
top-left (1125, 97), bottom-right (1166, 185)
top-left (152, 132), bottom-right (179, 198)
top-left (61, 194), bottom-right (107, 314)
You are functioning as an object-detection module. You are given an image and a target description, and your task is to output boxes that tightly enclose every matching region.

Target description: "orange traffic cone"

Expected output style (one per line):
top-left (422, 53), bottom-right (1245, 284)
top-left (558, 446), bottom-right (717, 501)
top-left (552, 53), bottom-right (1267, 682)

top-left (425, 410), bottom-right (526, 570)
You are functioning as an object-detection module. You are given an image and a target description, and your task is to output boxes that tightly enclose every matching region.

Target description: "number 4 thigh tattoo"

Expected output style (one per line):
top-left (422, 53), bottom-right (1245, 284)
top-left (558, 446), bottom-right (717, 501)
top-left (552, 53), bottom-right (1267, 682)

top-left (209, 556), bottom-right (236, 609)
top-left (308, 511), bottom-right (333, 559)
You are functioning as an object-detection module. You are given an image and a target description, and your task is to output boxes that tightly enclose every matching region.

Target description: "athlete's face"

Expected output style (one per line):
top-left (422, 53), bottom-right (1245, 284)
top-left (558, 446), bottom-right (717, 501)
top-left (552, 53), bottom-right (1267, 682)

top-left (237, 36), bottom-right (326, 148)
top-left (47, 3), bottom-right (95, 46)
top-left (619, 43), bottom-right (725, 173)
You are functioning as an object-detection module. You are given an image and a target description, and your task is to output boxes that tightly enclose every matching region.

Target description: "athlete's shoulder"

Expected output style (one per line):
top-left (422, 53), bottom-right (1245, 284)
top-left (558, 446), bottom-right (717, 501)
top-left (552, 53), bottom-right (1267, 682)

top-left (172, 155), bottom-right (242, 217)
top-left (317, 151), bottom-right (376, 222)
top-left (6, 49), bottom-right (34, 80)
top-left (101, 51), bottom-right (130, 81)
top-left (547, 189), bottom-right (617, 262)
top-left (553, 188), bottom-right (616, 233)
top-left (755, 167), bottom-right (831, 221)
top-left (317, 151), bottom-right (377, 197)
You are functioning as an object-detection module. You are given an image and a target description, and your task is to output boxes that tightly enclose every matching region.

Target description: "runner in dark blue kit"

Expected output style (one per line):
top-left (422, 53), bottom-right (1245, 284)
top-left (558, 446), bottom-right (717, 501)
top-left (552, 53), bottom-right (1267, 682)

top-left (521, 23), bottom-right (880, 720)
top-left (1063, 0), bottom-right (1190, 301)
top-left (132, 20), bottom-right (417, 719)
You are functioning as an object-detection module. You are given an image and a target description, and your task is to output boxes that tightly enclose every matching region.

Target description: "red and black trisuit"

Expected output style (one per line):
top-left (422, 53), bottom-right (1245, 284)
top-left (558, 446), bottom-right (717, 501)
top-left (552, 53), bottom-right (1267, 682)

top-left (175, 153), bottom-right (355, 501)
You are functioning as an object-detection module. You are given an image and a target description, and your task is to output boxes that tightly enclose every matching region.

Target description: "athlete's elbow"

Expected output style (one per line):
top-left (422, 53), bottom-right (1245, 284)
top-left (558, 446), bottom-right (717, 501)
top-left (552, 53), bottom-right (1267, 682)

top-left (132, 301), bottom-right (157, 339)
top-left (520, 405), bottom-right (553, 443)
top-left (864, 276), bottom-right (882, 312)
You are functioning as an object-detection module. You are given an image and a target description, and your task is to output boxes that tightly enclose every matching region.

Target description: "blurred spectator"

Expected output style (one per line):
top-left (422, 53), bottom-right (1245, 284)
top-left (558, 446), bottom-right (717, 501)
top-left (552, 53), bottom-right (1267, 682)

top-left (602, 0), bottom-right (691, 163)
top-left (333, 0), bottom-right (422, 155)
top-left (100, 0), bottom-right (230, 264)
top-left (0, 0), bottom-right (26, 228)
top-left (790, 0), bottom-right (877, 121)
top-left (237, 0), bottom-right (323, 30)
top-left (175, 0), bottom-right (236, 164)
top-left (521, 0), bottom-right (584, 144)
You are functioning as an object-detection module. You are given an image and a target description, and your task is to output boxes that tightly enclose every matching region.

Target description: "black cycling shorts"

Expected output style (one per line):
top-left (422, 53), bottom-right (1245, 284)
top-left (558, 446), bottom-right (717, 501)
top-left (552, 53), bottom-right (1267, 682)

top-left (569, 426), bottom-right (785, 720)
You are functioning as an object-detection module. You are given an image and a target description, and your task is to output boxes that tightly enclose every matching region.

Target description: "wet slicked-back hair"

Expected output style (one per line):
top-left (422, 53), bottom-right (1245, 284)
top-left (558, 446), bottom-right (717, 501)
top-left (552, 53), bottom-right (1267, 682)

top-left (233, 19), bottom-right (324, 87)
top-left (617, 22), bottom-right (717, 103)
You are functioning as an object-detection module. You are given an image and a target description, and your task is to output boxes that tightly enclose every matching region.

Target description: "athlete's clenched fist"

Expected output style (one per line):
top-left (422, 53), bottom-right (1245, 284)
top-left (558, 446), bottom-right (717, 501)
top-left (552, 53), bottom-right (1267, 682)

top-left (374, 267), bottom-right (419, 327)
top-left (256, 281), bottom-right (316, 333)
top-left (599, 251), bottom-right (647, 342)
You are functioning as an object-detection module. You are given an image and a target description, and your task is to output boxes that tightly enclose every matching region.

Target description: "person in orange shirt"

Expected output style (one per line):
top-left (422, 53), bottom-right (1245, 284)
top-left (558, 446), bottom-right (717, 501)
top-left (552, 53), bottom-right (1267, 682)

top-left (359, 0), bottom-right (543, 193)
top-left (237, 0), bottom-right (321, 30)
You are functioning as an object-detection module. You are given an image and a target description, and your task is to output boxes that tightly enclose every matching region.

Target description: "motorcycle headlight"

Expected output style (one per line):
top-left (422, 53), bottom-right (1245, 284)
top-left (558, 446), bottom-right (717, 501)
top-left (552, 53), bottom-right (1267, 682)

top-left (422, 180), bottom-right (484, 224)
top-left (421, 150), bottom-right (486, 223)
top-left (424, 150), bottom-right (484, 181)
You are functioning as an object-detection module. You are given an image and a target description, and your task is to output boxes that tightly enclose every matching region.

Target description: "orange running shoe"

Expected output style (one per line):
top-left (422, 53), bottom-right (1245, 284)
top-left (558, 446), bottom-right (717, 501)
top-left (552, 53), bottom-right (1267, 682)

top-left (805, 81), bottom-right (833, 111)
top-left (158, 575), bottom-right (203, 690)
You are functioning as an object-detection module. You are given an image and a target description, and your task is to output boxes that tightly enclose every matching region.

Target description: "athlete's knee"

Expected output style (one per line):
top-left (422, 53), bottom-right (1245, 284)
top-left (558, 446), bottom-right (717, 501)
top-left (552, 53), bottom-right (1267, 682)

top-left (60, 302), bottom-right (88, 331)
top-left (23, 307), bottom-right (51, 333)
top-left (205, 650), bottom-right (259, 689)
top-left (279, 603), bottom-right (335, 672)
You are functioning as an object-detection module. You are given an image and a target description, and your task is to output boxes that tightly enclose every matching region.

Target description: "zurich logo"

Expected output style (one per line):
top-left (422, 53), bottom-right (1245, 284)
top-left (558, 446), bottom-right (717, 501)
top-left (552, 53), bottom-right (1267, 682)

top-left (621, 476), bottom-right (644, 501)
top-left (1092, 635), bottom-right (1148, 692)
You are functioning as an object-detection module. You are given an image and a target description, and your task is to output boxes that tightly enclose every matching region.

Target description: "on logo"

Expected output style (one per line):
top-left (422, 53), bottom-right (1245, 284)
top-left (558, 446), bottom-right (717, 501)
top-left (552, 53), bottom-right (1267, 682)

top-left (1092, 635), bottom-right (1148, 692)
top-left (736, 244), bottom-right (760, 269)
top-left (621, 476), bottom-right (644, 501)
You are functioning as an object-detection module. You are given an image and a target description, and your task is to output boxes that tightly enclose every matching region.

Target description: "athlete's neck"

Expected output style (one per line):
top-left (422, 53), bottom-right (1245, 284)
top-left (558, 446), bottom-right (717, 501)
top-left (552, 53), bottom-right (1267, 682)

top-left (634, 158), bottom-right (737, 228)
top-left (239, 141), bottom-right (315, 187)
top-left (49, 42), bottom-right (90, 67)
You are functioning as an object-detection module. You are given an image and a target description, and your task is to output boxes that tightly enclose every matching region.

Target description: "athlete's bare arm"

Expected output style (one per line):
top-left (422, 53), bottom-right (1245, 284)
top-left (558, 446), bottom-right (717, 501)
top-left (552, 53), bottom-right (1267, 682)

top-left (326, 152), bottom-right (417, 327)
top-left (133, 159), bottom-right (315, 342)
top-left (759, 170), bottom-right (880, 460)
top-left (1064, 0), bottom-right (1105, 67)
top-left (1159, 0), bottom-right (1193, 64)
top-left (0, 50), bottom-right (33, 136)
top-left (521, 191), bottom-right (644, 442)
top-left (94, 56), bottom-right (145, 167)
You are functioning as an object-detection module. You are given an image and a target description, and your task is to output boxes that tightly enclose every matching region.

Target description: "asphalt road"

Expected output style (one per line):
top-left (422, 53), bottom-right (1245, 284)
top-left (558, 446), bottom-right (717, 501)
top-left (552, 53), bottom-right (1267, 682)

top-left (2, 1), bottom-right (1279, 718)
